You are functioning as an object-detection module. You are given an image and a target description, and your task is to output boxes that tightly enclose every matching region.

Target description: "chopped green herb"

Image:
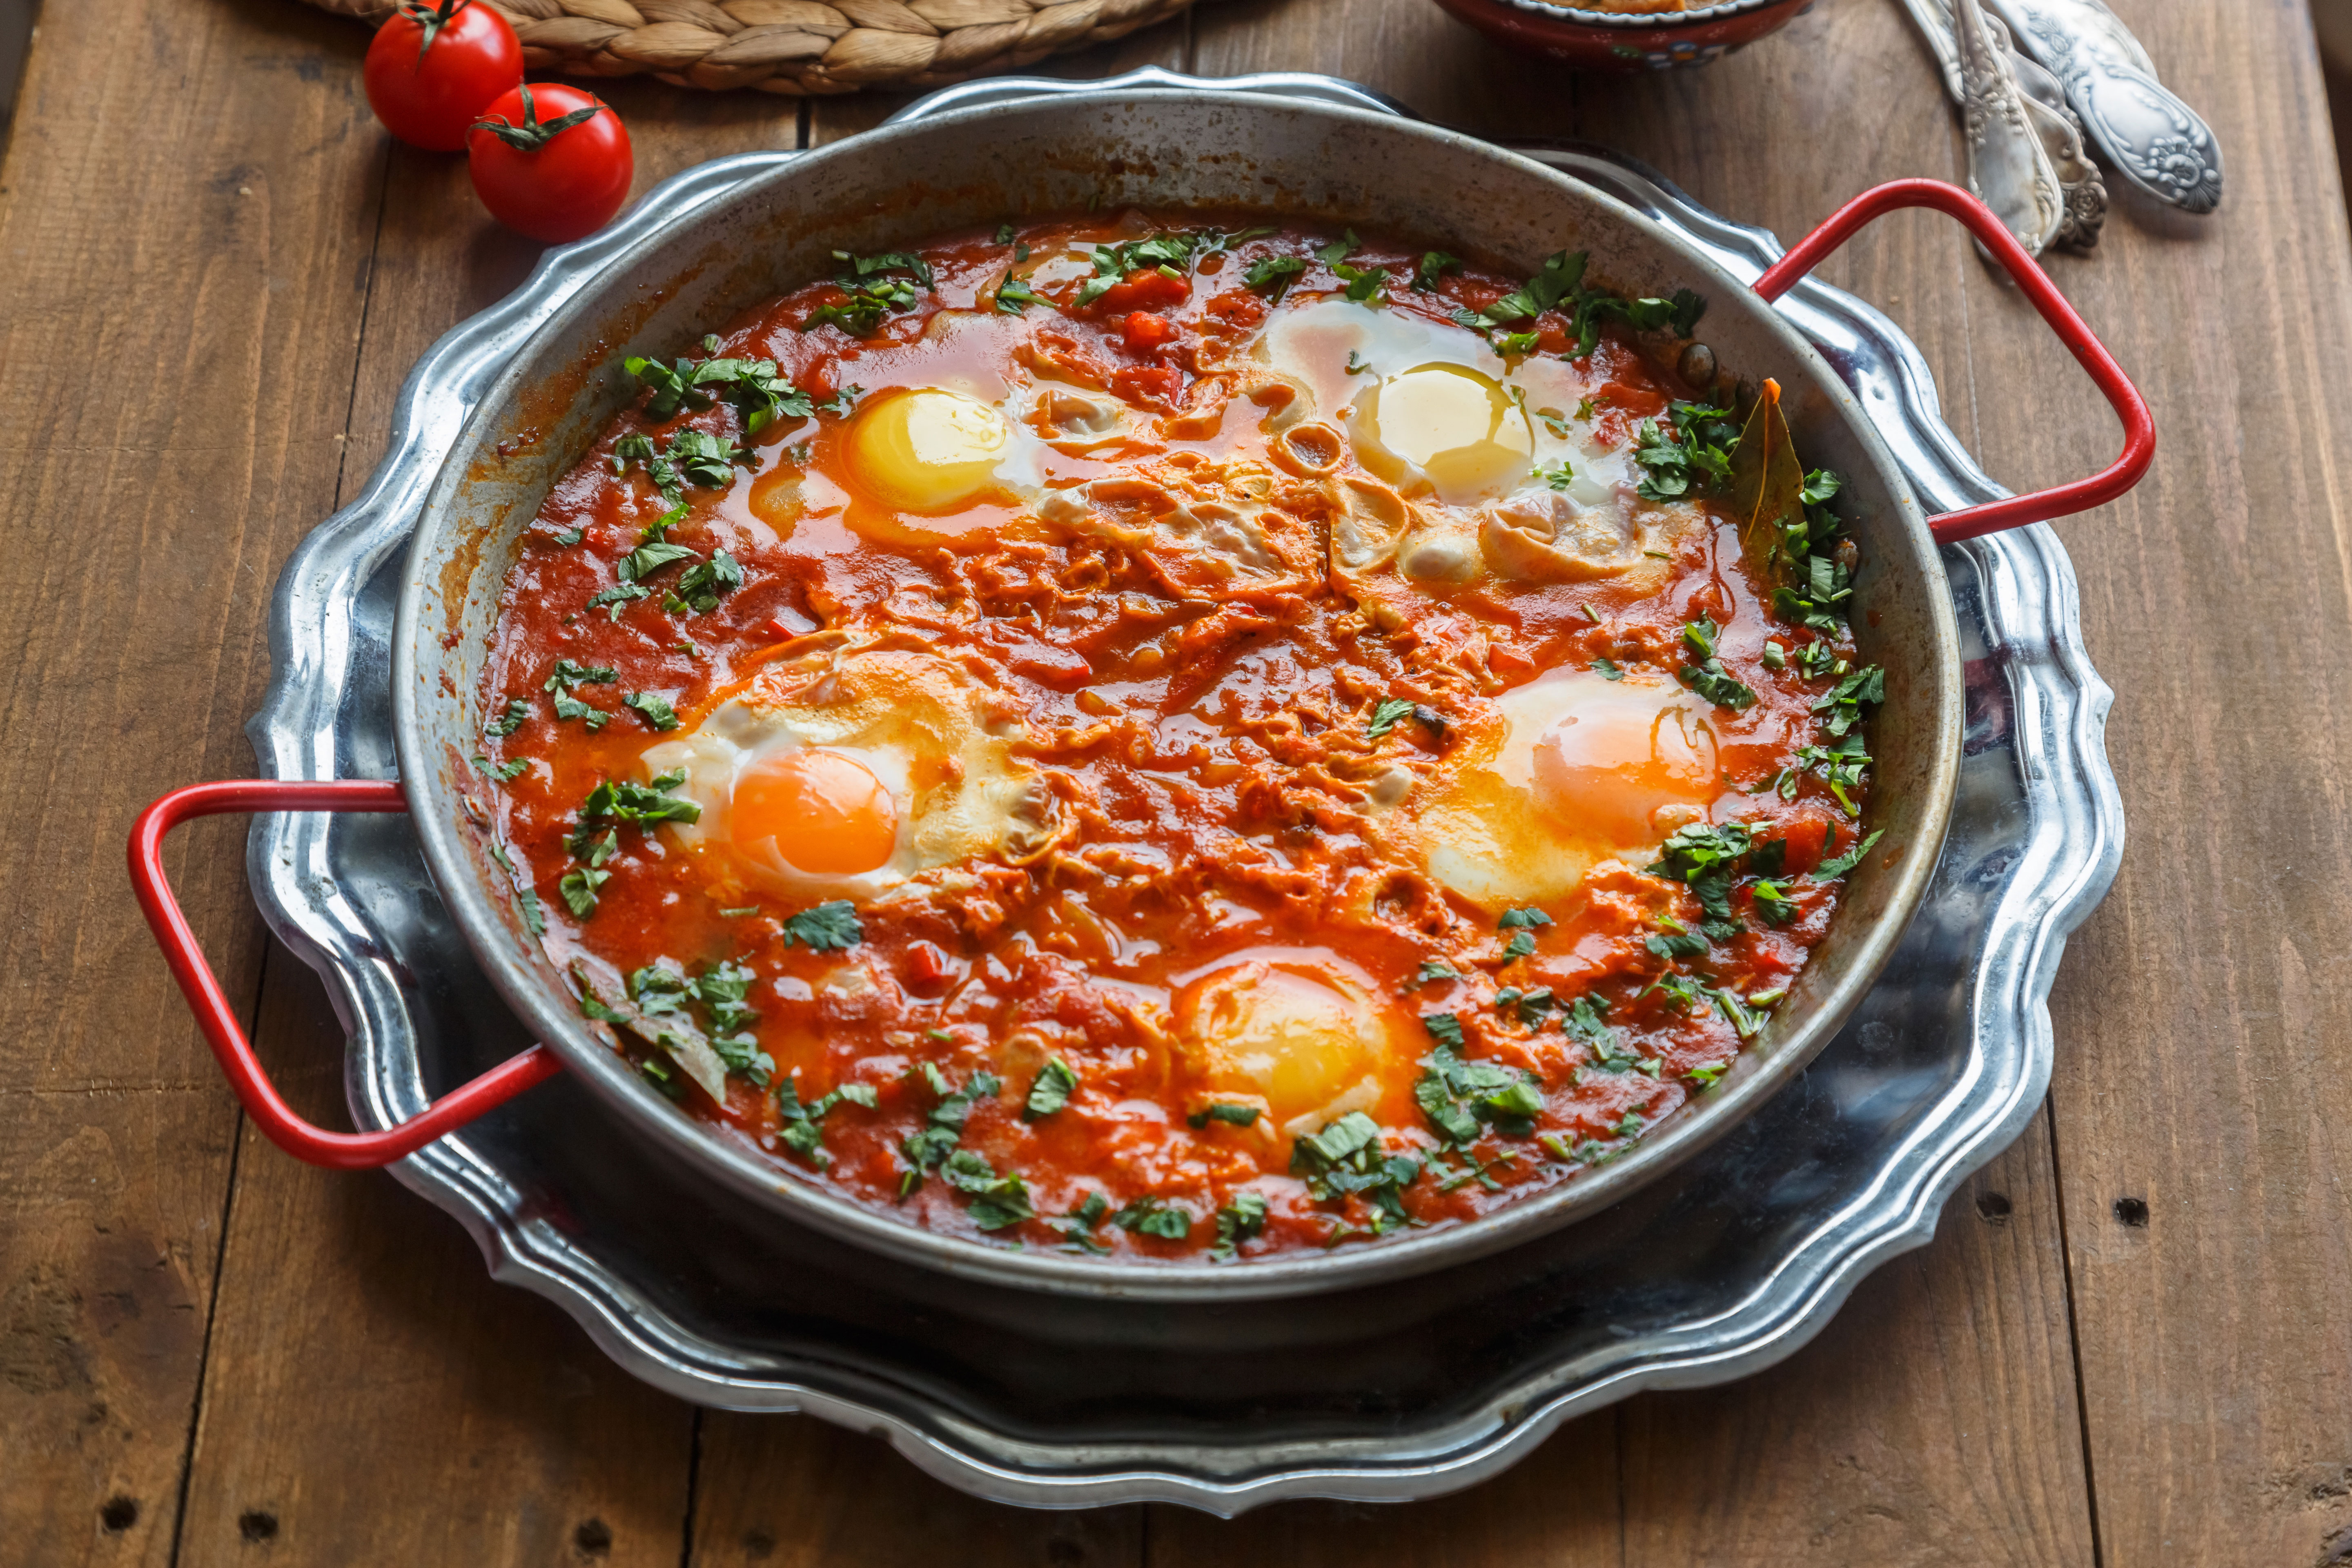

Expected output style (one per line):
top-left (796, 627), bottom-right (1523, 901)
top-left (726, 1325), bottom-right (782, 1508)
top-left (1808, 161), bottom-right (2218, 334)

top-left (781, 899), bottom-right (862, 951)
top-left (623, 692), bottom-right (679, 731)
top-left (559, 865), bottom-right (609, 917)
top-left (942, 1149), bottom-right (1035, 1230)
top-left (1592, 657), bottom-right (1624, 681)
top-left (1210, 1190), bottom-right (1270, 1260)
top-left (1494, 985), bottom-right (1556, 1027)
top-left (1243, 254), bottom-right (1309, 300)
top-left (1632, 401), bottom-right (1740, 501)
top-left (1187, 1102), bottom-right (1261, 1129)
top-left (471, 753), bottom-right (529, 783)
top-left (1412, 958), bottom-right (1459, 987)
top-left (898, 1067), bottom-right (1000, 1193)
top-left (1815, 827), bottom-right (1885, 879)
top-left (1686, 1062), bottom-right (1729, 1088)
top-left (1411, 250), bottom-right (1463, 292)
top-left (1024, 1058), bottom-right (1078, 1119)
top-left (1365, 697), bottom-right (1417, 740)
top-left (1111, 1195), bottom-right (1193, 1241)
top-left (485, 697), bottom-right (530, 737)
top-left (1532, 457), bottom-right (1575, 490)
top-left (1416, 1036), bottom-right (1542, 1146)
top-left (993, 276), bottom-right (1041, 314)
top-left (1289, 1112), bottom-right (1421, 1234)
top-left (551, 692), bottom-right (610, 730)
top-left (664, 549), bottom-right (744, 615)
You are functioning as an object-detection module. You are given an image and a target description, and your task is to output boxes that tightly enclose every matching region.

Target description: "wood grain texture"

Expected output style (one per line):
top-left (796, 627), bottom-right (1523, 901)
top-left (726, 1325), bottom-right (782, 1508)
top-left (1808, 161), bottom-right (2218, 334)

top-left (4, 0), bottom-right (2349, 1558)
top-left (0, 0), bottom-right (386, 1559)
top-left (169, 65), bottom-right (810, 1568)
top-left (687, 1417), bottom-right (1143, 1567)
top-left (2026, 4), bottom-right (2352, 1565)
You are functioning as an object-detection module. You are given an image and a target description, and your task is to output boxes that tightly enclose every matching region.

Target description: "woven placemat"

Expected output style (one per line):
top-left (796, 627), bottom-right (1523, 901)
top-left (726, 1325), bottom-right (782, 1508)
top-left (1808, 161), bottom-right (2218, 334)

top-left (307, 0), bottom-right (1200, 94)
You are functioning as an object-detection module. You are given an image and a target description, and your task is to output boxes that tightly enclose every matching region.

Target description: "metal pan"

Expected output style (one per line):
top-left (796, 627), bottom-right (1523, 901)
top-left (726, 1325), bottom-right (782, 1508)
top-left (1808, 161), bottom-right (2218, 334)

top-left (131, 88), bottom-right (2151, 1303)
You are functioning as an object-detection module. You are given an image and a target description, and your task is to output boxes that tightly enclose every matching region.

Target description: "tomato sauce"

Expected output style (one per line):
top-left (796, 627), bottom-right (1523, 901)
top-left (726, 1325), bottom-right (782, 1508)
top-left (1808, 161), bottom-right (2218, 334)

top-left (474, 214), bottom-right (1880, 1263)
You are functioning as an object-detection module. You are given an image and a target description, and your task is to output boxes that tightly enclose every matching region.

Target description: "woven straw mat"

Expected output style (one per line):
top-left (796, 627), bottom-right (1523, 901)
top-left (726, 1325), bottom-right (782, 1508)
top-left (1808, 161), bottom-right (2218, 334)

top-left (306, 0), bottom-right (1200, 95)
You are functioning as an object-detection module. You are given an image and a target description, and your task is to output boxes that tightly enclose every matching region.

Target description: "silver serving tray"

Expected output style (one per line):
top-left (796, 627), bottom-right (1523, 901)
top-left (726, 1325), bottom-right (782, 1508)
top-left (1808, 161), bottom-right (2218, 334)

top-left (243, 69), bottom-right (2121, 1513)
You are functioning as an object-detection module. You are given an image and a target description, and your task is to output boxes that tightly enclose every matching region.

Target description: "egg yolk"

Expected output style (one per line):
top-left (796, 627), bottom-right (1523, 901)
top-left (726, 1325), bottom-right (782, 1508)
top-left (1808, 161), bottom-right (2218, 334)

top-left (732, 750), bottom-right (899, 875)
top-left (1530, 683), bottom-right (1719, 847)
top-left (1176, 960), bottom-right (1381, 1129)
top-left (847, 388), bottom-right (1011, 513)
top-left (1356, 363), bottom-right (1532, 505)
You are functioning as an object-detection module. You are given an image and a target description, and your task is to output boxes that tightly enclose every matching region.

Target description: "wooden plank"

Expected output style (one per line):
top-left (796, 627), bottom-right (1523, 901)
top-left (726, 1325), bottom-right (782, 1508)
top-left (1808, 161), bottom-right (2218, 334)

top-left (2022, 4), bottom-right (2352, 1564)
top-left (1619, 1135), bottom-right (2094, 1568)
top-left (172, 65), bottom-right (816, 1568)
top-left (1147, 1413), bottom-right (1623, 1568)
top-left (1171, 3), bottom-right (2104, 1564)
top-left (688, 1418), bottom-right (1144, 1567)
top-left (0, 0), bottom-right (389, 1559)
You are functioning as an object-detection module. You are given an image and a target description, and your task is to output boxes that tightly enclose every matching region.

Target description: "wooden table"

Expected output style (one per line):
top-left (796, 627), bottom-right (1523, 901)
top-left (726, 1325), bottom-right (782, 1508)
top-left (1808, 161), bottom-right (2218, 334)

top-left (4, 0), bottom-right (2347, 1561)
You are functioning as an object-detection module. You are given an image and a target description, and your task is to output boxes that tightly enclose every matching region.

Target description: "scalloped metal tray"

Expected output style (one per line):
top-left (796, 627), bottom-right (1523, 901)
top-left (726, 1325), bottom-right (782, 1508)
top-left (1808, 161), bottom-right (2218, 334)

top-left (242, 69), bottom-right (2120, 1513)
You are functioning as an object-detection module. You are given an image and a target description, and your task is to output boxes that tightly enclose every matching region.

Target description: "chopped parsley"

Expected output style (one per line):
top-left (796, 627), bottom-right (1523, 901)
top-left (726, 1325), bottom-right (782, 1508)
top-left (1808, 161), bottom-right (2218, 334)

top-left (664, 548), bottom-right (744, 615)
top-left (1411, 250), bottom-right (1462, 292)
top-left (1111, 1195), bottom-right (1194, 1241)
top-left (1750, 879), bottom-right (1799, 924)
top-left (1024, 1057), bottom-right (1078, 1119)
top-left (1499, 905), bottom-right (1552, 961)
top-left (776, 1075), bottom-right (878, 1166)
top-left (552, 692), bottom-right (610, 731)
top-left (899, 1065), bottom-right (1000, 1193)
top-left (1074, 227), bottom-right (1266, 307)
top-left (1367, 699), bottom-right (1443, 742)
top-left (622, 692), bottom-right (679, 731)
top-left (558, 865), bottom-right (609, 917)
top-left (1416, 1037), bottom-right (1543, 1146)
top-left (470, 753), bottom-right (528, 783)
top-left (1677, 617), bottom-right (1759, 710)
top-left (1532, 458), bottom-right (1575, 490)
top-left (781, 899), bottom-right (862, 951)
top-left (802, 250), bottom-right (933, 336)
top-left (1242, 254), bottom-right (1308, 300)
top-left (1186, 1102), bottom-right (1261, 1129)
top-left (1633, 402), bottom-right (1740, 500)
top-left (1366, 697), bottom-right (1416, 740)
top-left (484, 697), bottom-right (530, 737)
top-left (1592, 657), bottom-right (1624, 681)
top-left (567, 772), bottom-right (700, 860)
top-left (1494, 985), bottom-right (1556, 1028)
top-left (1646, 820), bottom-right (1755, 936)
top-left (1290, 1113), bottom-right (1421, 1236)
top-left (623, 342), bottom-right (812, 434)
top-left (1210, 1191), bottom-right (1270, 1260)
top-left (1412, 959), bottom-right (1459, 987)
top-left (942, 1149), bottom-right (1035, 1231)
top-left (1816, 827), bottom-right (1885, 879)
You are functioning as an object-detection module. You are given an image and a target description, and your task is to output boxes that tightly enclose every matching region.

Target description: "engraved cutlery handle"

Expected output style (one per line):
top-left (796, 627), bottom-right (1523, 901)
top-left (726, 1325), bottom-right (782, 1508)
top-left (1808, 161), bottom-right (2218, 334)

top-left (1989, 0), bottom-right (2223, 213)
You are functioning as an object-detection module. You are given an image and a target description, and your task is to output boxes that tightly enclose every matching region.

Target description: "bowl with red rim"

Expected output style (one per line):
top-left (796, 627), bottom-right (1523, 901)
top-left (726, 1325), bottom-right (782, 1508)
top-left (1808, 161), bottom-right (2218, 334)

top-left (1432, 0), bottom-right (1817, 71)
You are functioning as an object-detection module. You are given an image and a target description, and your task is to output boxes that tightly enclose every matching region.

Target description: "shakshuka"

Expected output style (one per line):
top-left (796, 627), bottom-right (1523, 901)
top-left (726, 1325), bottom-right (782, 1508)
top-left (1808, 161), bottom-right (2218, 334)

top-left (471, 214), bottom-right (1885, 1262)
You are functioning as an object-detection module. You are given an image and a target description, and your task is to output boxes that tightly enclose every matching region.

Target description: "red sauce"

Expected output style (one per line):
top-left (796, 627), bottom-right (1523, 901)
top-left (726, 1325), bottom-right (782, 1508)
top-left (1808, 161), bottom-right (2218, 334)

top-left (475, 214), bottom-right (1878, 1263)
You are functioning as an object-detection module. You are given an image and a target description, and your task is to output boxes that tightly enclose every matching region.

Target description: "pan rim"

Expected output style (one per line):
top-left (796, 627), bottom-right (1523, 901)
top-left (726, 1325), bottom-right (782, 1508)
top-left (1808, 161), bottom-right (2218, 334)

top-left (391, 87), bottom-right (1964, 1303)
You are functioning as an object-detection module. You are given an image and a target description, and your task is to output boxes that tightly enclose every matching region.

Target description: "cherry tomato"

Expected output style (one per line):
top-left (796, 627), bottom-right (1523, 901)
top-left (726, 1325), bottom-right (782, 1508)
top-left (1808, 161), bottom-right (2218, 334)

top-left (363, 0), bottom-right (522, 153)
top-left (466, 84), bottom-right (633, 245)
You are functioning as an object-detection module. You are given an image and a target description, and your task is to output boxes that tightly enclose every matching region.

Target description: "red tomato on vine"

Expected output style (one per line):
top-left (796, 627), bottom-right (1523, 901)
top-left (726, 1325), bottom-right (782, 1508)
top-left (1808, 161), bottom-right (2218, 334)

top-left (363, 0), bottom-right (523, 153)
top-left (466, 84), bottom-right (634, 245)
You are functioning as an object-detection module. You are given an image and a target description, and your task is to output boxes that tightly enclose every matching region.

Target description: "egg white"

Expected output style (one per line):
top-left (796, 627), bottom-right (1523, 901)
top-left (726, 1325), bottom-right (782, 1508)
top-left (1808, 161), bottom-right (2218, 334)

top-left (642, 648), bottom-right (1050, 904)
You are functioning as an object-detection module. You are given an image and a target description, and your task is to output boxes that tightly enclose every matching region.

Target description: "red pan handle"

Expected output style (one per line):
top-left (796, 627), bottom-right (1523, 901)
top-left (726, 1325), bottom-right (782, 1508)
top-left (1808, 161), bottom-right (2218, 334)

top-left (1752, 178), bottom-right (2155, 545)
top-left (128, 779), bottom-right (563, 1169)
